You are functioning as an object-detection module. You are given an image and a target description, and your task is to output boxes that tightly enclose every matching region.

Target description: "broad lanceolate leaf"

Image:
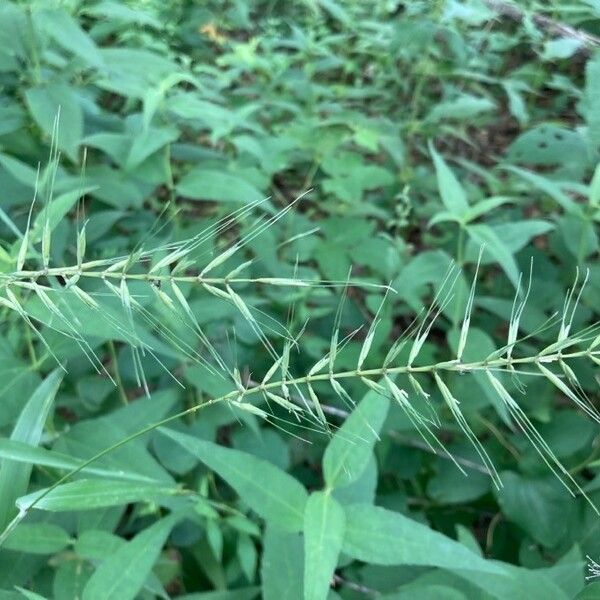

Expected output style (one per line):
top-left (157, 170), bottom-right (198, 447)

top-left (456, 562), bottom-right (573, 600)
top-left (495, 471), bottom-right (574, 548)
top-left (261, 526), bottom-right (304, 600)
top-left (503, 165), bottom-right (580, 214)
top-left (41, 9), bottom-right (105, 69)
top-left (466, 224), bottom-right (520, 288)
top-left (16, 480), bottom-right (178, 512)
top-left (31, 187), bottom-right (97, 243)
top-left (0, 369), bottom-right (63, 530)
top-left (160, 428), bottom-right (308, 532)
top-left (0, 438), bottom-right (160, 484)
top-left (303, 492), bottom-right (345, 600)
top-left (25, 84), bottom-right (83, 162)
top-left (322, 386), bottom-right (389, 489)
top-left (585, 53), bottom-right (600, 152)
top-left (14, 588), bottom-right (48, 600)
top-left (177, 169), bottom-right (263, 204)
top-left (429, 142), bottom-right (469, 217)
top-left (82, 515), bottom-right (177, 600)
top-left (342, 504), bottom-right (505, 574)
top-left (3, 522), bottom-right (71, 554)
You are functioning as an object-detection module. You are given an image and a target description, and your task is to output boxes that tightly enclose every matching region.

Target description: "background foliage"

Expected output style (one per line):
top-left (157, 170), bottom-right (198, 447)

top-left (1, 0), bottom-right (600, 598)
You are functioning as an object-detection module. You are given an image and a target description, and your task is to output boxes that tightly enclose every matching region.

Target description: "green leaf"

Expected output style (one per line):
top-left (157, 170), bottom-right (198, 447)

top-left (261, 526), bottom-right (304, 600)
top-left (456, 524), bottom-right (483, 557)
top-left (463, 196), bottom-right (514, 223)
top-left (3, 523), bottom-right (71, 554)
top-left (53, 561), bottom-right (94, 600)
top-left (74, 530), bottom-right (123, 560)
top-left (237, 533), bottom-right (257, 582)
top-left (0, 369), bottom-right (63, 530)
top-left (41, 9), bottom-right (104, 68)
top-left (322, 385), bottom-right (389, 489)
top-left (538, 411), bottom-right (598, 459)
top-left (558, 213), bottom-right (598, 261)
top-left (507, 124), bottom-right (587, 168)
top-left (456, 562), bottom-right (571, 600)
top-left (25, 84), bottom-right (83, 162)
top-left (159, 428), bottom-right (308, 532)
top-left (125, 126), bottom-right (179, 170)
top-left (0, 438), bottom-right (160, 483)
top-left (590, 162), bottom-right (600, 207)
top-left (82, 516), bottom-right (176, 600)
top-left (466, 224), bottom-right (520, 288)
top-left (503, 166), bottom-right (580, 214)
top-left (83, 1), bottom-right (162, 28)
top-left (52, 418), bottom-right (174, 485)
top-left (321, 151), bottom-right (394, 203)
top-left (332, 454), bottom-right (377, 506)
top-left (576, 582), bottom-right (600, 599)
top-left (429, 142), bottom-right (469, 217)
top-left (169, 94), bottom-right (237, 133)
top-left (317, 0), bottom-right (351, 24)
top-left (303, 492), bottom-right (345, 600)
top-left (465, 221), bottom-right (554, 262)
top-left (495, 471), bottom-right (574, 547)
top-left (543, 37), bottom-right (582, 60)
top-left (30, 187), bottom-right (97, 244)
top-left (427, 210), bottom-right (461, 228)
top-left (342, 504), bottom-right (505, 574)
top-left (98, 48), bottom-right (179, 98)
top-left (545, 546), bottom-right (586, 598)
top-left (585, 53), bottom-right (600, 152)
top-left (393, 249), bottom-right (453, 311)
top-left (15, 589), bottom-right (48, 600)
top-left (0, 102), bottom-right (25, 135)
top-left (0, 153), bottom-right (38, 188)
top-left (427, 94), bottom-right (496, 123)
top-left (177, 588), bottom-right (261, 599)
top-left (16, 480), bottom-right (178, 512)
top-left (177, 169), bottom-right (264, 204)
top-left (503, 81), bottom-right (529, 125)
top-left (232, 428), bottom-right (290, 472)
top-left (383, 583), bottom-right (469, 600)
top-left (426, 460), bottom-right (490, 504)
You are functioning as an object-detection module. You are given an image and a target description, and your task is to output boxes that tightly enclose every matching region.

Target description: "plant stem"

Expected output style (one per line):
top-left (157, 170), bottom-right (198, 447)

top-left (1, 342), bottom-right (594, 547)
top-left (0, 397), bottom-right (223, 547)
top-left (2, 268), bottom-right (384, 289)
top-left (302, 159), bottom-right (320, 190)
top-left (477, 414), bottom-right (520, 460)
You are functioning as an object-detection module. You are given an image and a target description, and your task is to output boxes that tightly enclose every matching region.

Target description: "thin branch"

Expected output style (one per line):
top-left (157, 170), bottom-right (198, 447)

top-left (387, 432), bottom-right (491, 475)
top-left (485, 0), bottom-right (600, 55)
top-left (332, 574), bottom-right (379, 596)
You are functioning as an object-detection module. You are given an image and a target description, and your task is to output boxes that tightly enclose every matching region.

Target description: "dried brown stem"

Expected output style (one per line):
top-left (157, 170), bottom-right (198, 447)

top-left (485, 0), bottom-right (600, 55)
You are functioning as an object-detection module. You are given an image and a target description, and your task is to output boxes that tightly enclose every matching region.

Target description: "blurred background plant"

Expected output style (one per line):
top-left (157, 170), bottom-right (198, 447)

top-left (1, 0), bottom-right (600, 598)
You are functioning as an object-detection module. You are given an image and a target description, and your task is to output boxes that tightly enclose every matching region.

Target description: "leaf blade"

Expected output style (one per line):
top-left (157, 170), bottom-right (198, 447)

top-left (160, 428), bottom-right (308, 532)
top-left (303, 492), bottom-right (345, 600)
top-left (16, 480), bottom-right (178, 512)
top-left (0, 369), bottom-right (63, 529)
top-left (342, 504), bottom-right (505, 574)
top-left (82, 516), bottom-right (176, 600)
top-left (322, 385), bottom-right (389, 489)
top-left (429, 142), bottom-right (469, 217)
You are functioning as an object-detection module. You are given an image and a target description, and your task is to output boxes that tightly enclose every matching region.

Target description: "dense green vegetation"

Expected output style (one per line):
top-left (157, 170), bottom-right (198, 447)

top-left (1, 0), bottom-right (600, 598)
